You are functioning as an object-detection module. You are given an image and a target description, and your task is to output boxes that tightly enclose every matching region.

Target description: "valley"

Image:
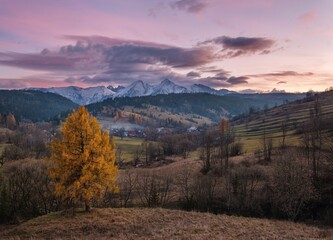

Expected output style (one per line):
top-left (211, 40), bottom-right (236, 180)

top-left (1, 1), bottom-right (333, 239)
top-left (1, 88), bottom-right (333, 239)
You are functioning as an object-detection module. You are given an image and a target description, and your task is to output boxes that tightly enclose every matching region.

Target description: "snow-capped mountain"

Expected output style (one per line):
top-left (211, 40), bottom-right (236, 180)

top-left (107, 85), bottom-right (125, 93)
top-left (112, 80), bottom-right (154, 98)
top-left (189, 84), bottom-right (236, 95)
top-left (190, 84), bottom-right (217, 94)
top-left (29, 79), bottom-right (236, 105)
top-left (112, 79), bottom-right (234, 98)
top-left (152, 79), bottom-right (188, 95)
top-left (30, 86), bottom-right (115, 105)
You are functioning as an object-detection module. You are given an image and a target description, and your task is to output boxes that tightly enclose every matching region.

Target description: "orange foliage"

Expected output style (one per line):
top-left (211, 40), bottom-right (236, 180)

top-left (218, 118), bottom-right (230, 135)
top-left (47, 106), bottom-right (118, 210)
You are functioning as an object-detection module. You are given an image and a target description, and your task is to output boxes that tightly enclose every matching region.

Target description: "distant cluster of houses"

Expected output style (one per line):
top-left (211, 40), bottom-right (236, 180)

top-left (110, 126), bottom-right (200, 139)
top-left (110, 128), bottom-right (145, 138)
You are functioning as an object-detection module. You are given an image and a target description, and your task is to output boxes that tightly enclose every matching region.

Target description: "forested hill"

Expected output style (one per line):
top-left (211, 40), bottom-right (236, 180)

top-left (88, 92), bottom-right (305, 122)
top-left (0, 90), bottom-right (78, 122)
top-left (0, 90), bottom-right (306, 123)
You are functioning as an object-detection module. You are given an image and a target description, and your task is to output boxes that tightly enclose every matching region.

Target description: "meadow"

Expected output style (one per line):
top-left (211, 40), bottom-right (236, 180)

top-left (1, 208), bottom-right (330, 239)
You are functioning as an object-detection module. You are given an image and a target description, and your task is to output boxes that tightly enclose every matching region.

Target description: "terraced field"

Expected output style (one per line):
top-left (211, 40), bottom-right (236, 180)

top-left (234, 91), bottom-right (333, 152)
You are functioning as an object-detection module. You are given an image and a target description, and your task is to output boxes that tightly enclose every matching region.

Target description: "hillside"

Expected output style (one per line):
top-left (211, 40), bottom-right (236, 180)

top-left (234, 90), bottom-right (333, 151)
top-left (1, 208), bottom-right (330, 239)
top-left (88, 92), bottom-right (305, 125)
top-left (0, 90), bottom-right (78, 122)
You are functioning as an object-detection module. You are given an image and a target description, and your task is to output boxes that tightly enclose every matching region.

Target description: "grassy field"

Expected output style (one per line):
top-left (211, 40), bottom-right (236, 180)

top-left (113, 136), bottom-right (144, 161)
top-left (234, 91), bottom-right (333, 153)
top-left (1, 208), bottom-right (330, 239)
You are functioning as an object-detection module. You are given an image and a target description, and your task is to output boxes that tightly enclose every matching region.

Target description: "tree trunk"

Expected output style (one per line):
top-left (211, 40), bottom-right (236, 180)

top-left (85, 203), bottom-right (91, 212)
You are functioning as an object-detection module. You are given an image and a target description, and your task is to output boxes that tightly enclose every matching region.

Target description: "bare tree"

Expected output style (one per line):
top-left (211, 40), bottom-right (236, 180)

top-left (271, 148), bottom-right (317, 221)
top-left (176, 165), bottom-right (195, 210)
top-left (118, 170), bottom-right (135, 207)
top-left (218, 119), bottom-right (235, 172)
top-left (261, 130), bottom-right (273, 162)
top-left (136, 171), bottom-right (174, 207)
top-left (280, 117), bottom-right (289, 148)
top-left (301, 96), bottom-right (323, 180)
top-left (200, 130), bottom-right (218, 173)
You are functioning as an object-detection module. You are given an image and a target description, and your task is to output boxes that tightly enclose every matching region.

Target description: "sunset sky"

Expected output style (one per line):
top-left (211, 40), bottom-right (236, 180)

top-left (0, 0), bottom-right (332, 92)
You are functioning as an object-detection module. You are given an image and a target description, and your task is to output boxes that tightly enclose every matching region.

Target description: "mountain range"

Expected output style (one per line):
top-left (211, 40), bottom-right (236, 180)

top-left (30, 79), bottom-right (236, 105)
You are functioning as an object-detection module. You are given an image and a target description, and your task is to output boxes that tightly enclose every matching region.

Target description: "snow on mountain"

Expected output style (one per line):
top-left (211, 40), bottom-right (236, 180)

top-left (29, 79), bottom-right (237, 105)
top-left (113, 80), bottom-right (154, 98)
top-left (107, 85), bottom-right (125, 93)
top-left (189, 84), bottom-right (236, 95)
top-left (113, 79), bottom-right (188, 98)
top-left (189, 84), bottom-right (216, 94)
top-left (30, 86), bottom-right (115, 105)
top-left (152, 79), bottom-right (188, 95)
top-left (217, 88), bottom-right (237, 95)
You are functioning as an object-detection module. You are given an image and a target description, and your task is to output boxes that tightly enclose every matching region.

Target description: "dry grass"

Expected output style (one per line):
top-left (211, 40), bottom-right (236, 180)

top-left (1, 208), bottom-right (331, 240)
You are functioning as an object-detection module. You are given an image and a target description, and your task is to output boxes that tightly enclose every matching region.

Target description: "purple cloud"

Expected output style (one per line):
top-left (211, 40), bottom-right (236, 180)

top-left (0, 35), bottom-right (276, 88)
top-left (200, 36), bottom-right (275, 58)
top-left (64, 35), bottom-right (173, 49)
top-left (187, 71), bottom-right (201, 77)
top-left (195, 69), bottom-right (248, 88)
top-left (170, 0), bottom-right (208, 13)
top-left (226, 76), bottom-right (249, 85)
top-left (0, 52), bottom-right (80, 72)
top-left (0, 36), bottom-right (214, 73)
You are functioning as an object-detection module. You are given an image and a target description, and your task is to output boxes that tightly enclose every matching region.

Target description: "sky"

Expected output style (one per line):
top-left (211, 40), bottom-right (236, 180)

top-left (0, 0), bottom-right (332, 92)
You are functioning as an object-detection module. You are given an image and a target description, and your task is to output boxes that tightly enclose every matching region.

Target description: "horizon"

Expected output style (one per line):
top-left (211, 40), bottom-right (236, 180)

top-left (17, 78), bottom-right (310, 94)
top-left (0, 77), bottom-right (309, 94)
top-left (0, 0), bottom-right (332, 92)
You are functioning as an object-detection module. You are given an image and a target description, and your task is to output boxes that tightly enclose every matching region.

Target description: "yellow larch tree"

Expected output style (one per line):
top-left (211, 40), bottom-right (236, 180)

top-left (48, 106), bottom-right (118, 212)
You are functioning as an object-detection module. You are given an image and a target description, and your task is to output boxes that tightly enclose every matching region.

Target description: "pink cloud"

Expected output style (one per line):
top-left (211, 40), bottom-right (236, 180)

top-left (298, 11), bottom-right (316, 25)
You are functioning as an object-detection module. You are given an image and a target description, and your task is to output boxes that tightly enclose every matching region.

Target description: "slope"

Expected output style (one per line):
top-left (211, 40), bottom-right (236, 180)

top-left (234, 90), bottom-right (333, 151)
top-left (0, 90), bottom-right (78, 122)
top-left (88, 92), bottom-right (305, 124)
top-left (1, 208), bottom-right (329, 239)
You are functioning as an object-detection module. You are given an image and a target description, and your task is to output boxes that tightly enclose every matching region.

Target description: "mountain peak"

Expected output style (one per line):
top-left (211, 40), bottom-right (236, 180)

top-left (153, 79), bottom-right (187, 95)
top-left (107, 85), bottom-right (125, 93)
top-left (133, 80), bottom-right (145, 85)
top-left (161, 79), bottom-right (173, 85)
top-left (113, 80), bottom-right (153, 98)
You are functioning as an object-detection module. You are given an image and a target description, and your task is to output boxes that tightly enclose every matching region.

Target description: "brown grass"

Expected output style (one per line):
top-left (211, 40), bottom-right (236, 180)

top-left (1, 208), bottom-right (331, 240)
